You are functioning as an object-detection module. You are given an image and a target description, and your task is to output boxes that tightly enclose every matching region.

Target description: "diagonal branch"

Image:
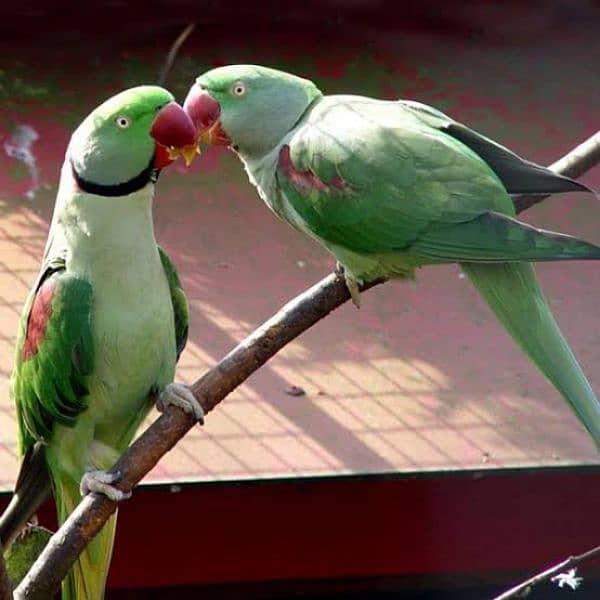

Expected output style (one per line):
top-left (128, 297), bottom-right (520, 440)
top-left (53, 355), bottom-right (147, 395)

top-left (14, 131), bottom-right (600, 599)
top-left (492, 544), bottom-right (600, 599)
top-left (157, 23), bottom-right (196, 86)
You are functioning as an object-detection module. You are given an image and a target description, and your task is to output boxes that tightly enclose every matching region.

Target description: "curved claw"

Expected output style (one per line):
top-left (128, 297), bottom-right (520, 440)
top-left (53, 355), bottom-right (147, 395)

top-left (157, 383), bottom-right (205, 424)
top-left (344, 273), bottom-right (362, 309)
top-left (80, 470), bottom-right (131, 502)
top-left (335, 262), bottom-right (362, 307)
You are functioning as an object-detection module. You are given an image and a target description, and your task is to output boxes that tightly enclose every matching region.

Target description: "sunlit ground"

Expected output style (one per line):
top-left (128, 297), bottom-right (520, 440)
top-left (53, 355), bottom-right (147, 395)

top-left (0, 18), bottom-right (599, 491)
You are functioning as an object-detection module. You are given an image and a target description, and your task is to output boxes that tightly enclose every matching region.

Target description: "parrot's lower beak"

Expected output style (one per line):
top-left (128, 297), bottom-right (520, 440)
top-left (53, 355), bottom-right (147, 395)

top-left (183, 86), bottom-right (231, 147)
top-left (167, 144), bottom-right (201, 167)
top-left (151, 101), bottom-right (199, 168)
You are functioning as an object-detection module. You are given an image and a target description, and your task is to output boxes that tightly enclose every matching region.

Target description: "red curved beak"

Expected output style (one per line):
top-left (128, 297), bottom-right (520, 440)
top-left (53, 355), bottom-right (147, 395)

top-left (151, 102), bottom-right (199, 167)
top-left (183, 86), bottom-right (231, 146)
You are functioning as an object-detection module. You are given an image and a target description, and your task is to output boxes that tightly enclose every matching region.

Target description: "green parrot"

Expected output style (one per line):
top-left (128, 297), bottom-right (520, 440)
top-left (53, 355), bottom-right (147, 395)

top-left (0, 86), bottom-right (203, 598)
top-left (183, 64), bottom-right (600, 447)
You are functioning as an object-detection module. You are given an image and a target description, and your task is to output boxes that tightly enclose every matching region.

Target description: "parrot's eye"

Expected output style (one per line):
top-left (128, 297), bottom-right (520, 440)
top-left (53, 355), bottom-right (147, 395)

top-left (116, 116), bottom-right (131, 129)
top-left (231, 81), bottom-right (246, 97)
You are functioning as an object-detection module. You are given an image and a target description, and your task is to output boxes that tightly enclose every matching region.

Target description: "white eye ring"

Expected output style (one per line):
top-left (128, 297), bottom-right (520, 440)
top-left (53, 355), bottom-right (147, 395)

top-left (231, 81), bottom-right (246, 97)
top-left (116, 115), bottom-right (131, 129)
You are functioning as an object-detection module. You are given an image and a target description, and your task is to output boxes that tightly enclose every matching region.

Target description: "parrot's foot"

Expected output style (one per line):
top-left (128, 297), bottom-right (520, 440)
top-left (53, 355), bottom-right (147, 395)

top-left (157, 383), bottom-right (205, 424)
top-left (80, 470), bottom-right (131, 502)
top-left (344, 274), bottom-right (362, 308)
top-left (335, 262), bottom-right (362, 308)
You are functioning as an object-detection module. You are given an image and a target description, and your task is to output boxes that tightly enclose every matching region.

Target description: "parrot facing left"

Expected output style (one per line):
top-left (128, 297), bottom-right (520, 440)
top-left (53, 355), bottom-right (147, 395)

top-left (0, 86), bottom-right (203, 599)
top-left (183, 64), bottom-right (600, 449)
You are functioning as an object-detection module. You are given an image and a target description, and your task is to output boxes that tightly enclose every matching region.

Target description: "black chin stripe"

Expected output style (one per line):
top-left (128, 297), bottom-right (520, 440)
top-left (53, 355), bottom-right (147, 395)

top-left (71, 154), bottom-right (158, 197)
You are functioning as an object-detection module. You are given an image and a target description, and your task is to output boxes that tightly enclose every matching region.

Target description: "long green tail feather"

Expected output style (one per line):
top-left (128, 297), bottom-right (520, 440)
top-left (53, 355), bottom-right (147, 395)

top-left (461, 261), bottom-right (600, 447)
top-left (54, 476), bottom-right (116, 600)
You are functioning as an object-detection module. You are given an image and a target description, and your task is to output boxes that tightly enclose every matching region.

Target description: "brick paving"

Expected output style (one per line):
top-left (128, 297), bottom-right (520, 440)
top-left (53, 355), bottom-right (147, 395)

top-left (0, 23), bottom-right (598, 490)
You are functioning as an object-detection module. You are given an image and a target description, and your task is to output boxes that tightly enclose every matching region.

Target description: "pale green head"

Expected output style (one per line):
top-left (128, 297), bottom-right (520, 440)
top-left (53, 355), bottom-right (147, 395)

top-left (184, 65), bottom-right (322, 157)
top-left (68, 85), bottom-right (197, 195)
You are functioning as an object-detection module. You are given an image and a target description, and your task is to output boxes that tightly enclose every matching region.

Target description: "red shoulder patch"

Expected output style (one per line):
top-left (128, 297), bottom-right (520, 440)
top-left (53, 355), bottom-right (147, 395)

top-left (23, 277), bottom-right (58, 360)
top-left (278, 145), bottom-right (349, 194)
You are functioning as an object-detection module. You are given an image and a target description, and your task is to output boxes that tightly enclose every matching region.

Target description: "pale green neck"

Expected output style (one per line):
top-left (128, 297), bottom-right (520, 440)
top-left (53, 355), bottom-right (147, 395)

top-left (239, 142), bottom-right (288, 216)
top-left (48, 162), bottom-right (158, 272)
top-left (241, 146), bottom-right (279, 192)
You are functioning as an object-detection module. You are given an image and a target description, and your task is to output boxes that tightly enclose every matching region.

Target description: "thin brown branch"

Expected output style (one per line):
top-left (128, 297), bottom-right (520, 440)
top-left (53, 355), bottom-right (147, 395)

top-left (157, 23), bottom-right (196, 86)
top-left (493, 544), bottom-right (600, 599)
top-left (14, 133), bottom-right (600, 599)
top-left (0, 544), bottom-right (12, 600)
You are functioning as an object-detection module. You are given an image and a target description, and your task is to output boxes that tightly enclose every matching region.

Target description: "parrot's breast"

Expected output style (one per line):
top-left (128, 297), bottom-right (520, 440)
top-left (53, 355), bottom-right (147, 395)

top-left (88, 244), bottom-right (175, 430)
top-left (48, 187), bottom-right (176, 471)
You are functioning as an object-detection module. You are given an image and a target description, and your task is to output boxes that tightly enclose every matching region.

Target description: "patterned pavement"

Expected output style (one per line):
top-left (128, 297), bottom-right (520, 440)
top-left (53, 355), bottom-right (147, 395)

top-left (0, 17), bottom-right (598, 489)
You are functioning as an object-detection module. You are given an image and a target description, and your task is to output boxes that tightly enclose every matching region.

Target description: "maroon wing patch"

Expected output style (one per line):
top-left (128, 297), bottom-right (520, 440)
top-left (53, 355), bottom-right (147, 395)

top-left (278, 145), bottom-right (349, 194)
top-left (22, 276), bottom-right (58, 360)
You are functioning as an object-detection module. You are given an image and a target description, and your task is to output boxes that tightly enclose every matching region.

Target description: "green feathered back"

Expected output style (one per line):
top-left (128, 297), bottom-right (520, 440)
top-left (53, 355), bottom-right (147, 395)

top-left (277, 95), bottom-right (515, 251)
top-left (273, 95), bottom-right (599, 270)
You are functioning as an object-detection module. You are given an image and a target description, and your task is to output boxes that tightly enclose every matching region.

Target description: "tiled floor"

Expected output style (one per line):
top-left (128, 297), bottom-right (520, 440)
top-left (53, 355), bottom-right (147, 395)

top-left (0, 19), bottom-right (598, 490)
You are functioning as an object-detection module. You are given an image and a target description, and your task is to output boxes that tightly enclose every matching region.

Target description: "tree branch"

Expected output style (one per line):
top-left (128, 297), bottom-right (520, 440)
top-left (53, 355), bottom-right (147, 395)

top-left (492, 544), bottom-right (600, 599)
top-left (14, 131), bottom-right (600, 599)
top-left (157, 23), bottom-right (196, 86)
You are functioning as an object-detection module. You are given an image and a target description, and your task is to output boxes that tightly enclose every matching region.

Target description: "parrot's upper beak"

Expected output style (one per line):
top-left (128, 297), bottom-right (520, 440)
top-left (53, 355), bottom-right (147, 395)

top-left (183, 86), bottom-right (231, 146)
top-left (150, 101), bottom-right (199, 167)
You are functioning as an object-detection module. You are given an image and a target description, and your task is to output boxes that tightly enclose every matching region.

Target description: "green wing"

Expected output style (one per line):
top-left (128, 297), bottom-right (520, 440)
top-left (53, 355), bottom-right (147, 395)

top-left (158, 246), bottom-right (189, 360)
top-left (11, 260), bottom-right (94, 456)
top-left (276, 96), bottom-right (516, 254)
top-left (276, 96), bottom-right (598, 262)
top-left (398, 100), bottom-right (590, 195)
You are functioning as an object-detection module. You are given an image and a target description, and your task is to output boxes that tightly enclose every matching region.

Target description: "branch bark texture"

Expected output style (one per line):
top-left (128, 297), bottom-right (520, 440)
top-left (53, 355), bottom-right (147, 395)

top-left (14, 131), bottom-right (600, 598)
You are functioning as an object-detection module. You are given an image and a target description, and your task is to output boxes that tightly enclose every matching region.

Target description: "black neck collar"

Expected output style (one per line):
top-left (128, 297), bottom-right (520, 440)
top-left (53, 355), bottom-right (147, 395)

top-left (70, 154), bottom-right (159, 197)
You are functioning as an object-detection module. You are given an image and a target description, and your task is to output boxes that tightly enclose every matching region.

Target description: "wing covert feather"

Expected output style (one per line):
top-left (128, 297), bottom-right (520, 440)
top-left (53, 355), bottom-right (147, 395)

top-left (276, 96), bottom-right (513, 254)
top-left (11, 264), bottom-right (93, 454)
